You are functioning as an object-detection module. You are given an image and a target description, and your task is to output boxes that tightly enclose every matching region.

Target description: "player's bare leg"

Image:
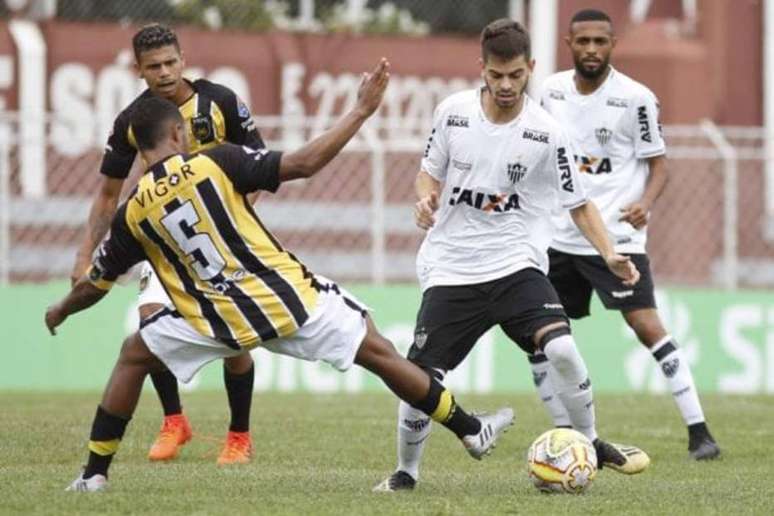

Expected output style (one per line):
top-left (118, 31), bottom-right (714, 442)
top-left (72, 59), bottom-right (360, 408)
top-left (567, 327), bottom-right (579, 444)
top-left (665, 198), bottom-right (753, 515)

top-left (217, 353), bottom-right (254, 465)
top-left (140, 302), bottom-right (193, 461)
top-left (623, 308), bottom-right (720, 460)
top-left (67, 332), bottom-right (163, 491)
top-left (354, 316), bottom-right (514, 491)
top-left (533, 322), bottom-right (650, 474)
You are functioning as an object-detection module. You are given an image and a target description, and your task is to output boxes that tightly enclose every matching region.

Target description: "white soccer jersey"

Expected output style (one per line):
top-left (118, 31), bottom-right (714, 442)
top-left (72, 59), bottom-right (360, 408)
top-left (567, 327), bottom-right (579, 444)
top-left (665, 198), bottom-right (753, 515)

top-left (539, 66), bottom-right (666, 255)
top-left (416, 89), bottom-right (587, 291)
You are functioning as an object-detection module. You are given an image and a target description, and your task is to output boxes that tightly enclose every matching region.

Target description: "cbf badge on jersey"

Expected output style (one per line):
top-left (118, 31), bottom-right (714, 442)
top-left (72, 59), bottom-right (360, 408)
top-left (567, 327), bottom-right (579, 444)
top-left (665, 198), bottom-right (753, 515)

top-left (191, 114), bottom-right (215, 144)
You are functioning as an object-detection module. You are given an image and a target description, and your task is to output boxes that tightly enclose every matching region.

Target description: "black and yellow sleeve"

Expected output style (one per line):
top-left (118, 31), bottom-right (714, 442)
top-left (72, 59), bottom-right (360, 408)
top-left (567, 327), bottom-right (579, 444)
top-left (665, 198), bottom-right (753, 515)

top-left (203, 143), bottom-right (282, 195)
top-left (88, 204), bottom-right (147, 290)
top-left (203, 80), bottom-right (265, 150)
top-left (99, 109), bottom-right (138, 179)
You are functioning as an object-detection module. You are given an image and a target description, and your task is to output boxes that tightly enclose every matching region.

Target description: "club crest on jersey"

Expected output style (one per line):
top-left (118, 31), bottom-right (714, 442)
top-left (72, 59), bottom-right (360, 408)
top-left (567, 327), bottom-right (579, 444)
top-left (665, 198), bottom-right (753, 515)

top-left (507, 162), bottom-right (527, 184)
top-left (595, 127), bottom-right (613, 146)
top-left (447, 115), bottom-right (469, 128)
top-left (191, 114), bottom-right (215, 143)
top-left (522, 128), bottom-right (549, 144)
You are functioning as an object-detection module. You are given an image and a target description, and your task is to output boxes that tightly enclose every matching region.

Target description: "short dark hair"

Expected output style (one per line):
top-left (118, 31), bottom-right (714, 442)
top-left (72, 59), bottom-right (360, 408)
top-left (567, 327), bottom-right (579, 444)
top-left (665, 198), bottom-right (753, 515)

top-left (570, 9), bottom-right (613, 30)
top-left (132, 23), bottom-right (180, 60)
top-left (481, 19), bottom-right (531, 62)
top-left (130, 97), bottom-right (183, 151)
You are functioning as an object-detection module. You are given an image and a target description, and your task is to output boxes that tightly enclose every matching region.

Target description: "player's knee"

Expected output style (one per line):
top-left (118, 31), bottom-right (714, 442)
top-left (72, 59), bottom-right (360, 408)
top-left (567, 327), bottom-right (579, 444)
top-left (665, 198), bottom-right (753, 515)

top-left (354, 330), bottom-right (399, 370)
top-left (118, 332), bottom-right (156, 368)
top-left (534, 322), bottom-right (571, 351)
top-left (223, 352), bottom-right (253, 374)
top-left (624, 309), bottom-right (666, 347)
top-left (537, 325), bottom-right (577, 366)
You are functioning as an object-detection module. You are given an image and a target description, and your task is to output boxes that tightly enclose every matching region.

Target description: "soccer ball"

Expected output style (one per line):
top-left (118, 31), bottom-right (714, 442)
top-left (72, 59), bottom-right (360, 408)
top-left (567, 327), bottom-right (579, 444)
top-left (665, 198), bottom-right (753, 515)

top-left (527, 428), bottom-right (597, 494)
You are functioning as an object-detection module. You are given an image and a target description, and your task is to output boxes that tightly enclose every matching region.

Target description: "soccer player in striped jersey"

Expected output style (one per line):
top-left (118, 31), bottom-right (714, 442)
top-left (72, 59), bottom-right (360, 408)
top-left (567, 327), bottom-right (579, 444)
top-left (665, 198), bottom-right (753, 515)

top-left (70, 23), bottom-right (264, 464)
top-left (47, 59), bottom-right (514, 492)
top-left (535, 8), bottom-right (719, 460)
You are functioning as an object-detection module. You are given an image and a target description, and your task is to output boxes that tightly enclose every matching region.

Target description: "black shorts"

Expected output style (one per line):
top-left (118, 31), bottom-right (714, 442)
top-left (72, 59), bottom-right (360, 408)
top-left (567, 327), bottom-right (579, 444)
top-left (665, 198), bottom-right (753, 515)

top-left (407, 268), bottom-right (568, 371)
top-left (547, 248), bottom-right (656, 319)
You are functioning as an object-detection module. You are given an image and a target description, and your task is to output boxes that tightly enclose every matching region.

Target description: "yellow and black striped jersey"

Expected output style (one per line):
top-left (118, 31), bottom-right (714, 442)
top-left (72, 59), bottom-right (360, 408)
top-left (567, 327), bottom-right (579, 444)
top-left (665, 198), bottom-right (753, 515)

top-left (88, 144), bottom-right (318, 349)
top-left (100, 79), bottom-right (264, 179)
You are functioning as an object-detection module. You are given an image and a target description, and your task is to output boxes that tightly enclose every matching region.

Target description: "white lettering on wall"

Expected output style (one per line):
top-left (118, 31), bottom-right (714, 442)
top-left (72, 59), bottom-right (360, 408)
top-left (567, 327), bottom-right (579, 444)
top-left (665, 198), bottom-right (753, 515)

top-left (719, 305), bottom-right (763, 393)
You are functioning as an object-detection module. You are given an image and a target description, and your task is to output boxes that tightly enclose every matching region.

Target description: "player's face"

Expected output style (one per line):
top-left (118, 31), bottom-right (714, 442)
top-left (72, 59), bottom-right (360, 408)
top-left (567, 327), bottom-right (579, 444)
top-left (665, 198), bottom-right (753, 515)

top-left (135, 45), bottom-right (186, 100)
top-left (481, 54), bottom-right (534, 109)
top-left (566, 21), bottom-right (616, 80)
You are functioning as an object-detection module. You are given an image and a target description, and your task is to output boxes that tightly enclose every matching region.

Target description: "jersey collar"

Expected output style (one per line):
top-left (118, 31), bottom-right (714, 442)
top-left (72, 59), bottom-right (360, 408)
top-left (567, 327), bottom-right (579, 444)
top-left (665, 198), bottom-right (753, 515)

top-left (571, 65), bottom-right (616, 98)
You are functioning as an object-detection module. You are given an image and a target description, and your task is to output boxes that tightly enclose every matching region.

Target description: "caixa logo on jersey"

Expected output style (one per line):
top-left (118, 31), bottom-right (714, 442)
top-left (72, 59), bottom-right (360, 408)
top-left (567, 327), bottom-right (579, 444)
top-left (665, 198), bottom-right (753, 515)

top-left (449, 186), bottom-right (520, 212)
top-left (577, 155), bottom-right (612, 175)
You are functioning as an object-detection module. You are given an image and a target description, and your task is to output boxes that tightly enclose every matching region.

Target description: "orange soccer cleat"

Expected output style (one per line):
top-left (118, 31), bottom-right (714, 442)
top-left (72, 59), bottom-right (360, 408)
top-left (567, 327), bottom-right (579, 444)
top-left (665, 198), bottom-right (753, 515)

top-left (217, 431), bottom-right (252, 465)
top-left (147, 414), bottom-right (193, 461)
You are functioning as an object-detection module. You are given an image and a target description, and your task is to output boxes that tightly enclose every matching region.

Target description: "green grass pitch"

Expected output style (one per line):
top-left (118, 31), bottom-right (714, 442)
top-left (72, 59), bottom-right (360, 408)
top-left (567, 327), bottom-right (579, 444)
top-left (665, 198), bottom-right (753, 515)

top-left (1, 391), bottom-right (772, 515)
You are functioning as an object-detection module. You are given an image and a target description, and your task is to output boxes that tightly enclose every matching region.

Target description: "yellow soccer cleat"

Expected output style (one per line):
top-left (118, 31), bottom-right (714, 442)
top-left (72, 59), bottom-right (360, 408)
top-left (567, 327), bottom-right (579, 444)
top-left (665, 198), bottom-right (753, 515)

top-left (147, 414), bottom-right (193, 461)
top-left (217, 431), bottom-right (252, 465)
top-left (594, 440), bottom-right (650, 474)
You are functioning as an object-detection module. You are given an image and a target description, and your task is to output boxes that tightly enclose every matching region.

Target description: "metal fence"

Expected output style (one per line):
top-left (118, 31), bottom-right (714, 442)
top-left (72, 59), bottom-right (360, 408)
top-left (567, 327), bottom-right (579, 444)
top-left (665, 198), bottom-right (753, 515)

top-left (1, 113), bottom-right (772, 288)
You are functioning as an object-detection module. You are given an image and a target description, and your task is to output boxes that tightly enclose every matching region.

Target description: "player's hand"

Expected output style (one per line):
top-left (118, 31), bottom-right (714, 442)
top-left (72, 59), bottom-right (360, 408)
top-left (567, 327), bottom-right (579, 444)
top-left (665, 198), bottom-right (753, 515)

top-left (354, 58), bottom-right (390, 119)
top-left (605, 254), bottom-right (640, 287)
top-left (414, 192), bottom-right (439, 230)
top-left (618, 202), bottom-right (650, 230)
top-left (45, 303), bottom-right (67, 336)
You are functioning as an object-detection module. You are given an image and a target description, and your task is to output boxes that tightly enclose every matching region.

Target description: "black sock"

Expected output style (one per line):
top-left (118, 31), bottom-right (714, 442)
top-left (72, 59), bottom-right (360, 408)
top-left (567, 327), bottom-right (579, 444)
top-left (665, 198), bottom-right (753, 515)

top-left (688, 421), bottom-right (711, 440)
top-left (84, 406), bottom-right (130, 479)
top-left (224, 363), bottom-right (254, 432)
top-left (410, 376), bottom-right (481, 439)
top-left (150, 369), bottom-right (182, 416)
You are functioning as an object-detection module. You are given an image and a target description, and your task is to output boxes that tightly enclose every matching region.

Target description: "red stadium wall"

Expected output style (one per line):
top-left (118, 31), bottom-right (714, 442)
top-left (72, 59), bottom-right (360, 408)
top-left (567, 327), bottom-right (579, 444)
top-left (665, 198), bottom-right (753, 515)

top-left (0, 6), bottom-right (765, 124)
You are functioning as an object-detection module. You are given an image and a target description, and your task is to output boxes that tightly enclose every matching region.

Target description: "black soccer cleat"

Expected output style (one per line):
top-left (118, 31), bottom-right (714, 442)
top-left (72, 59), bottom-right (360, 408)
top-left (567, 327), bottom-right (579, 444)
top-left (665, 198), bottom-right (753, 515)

top-left (593, 439), bottom-right (650, 474)
top-left (372, 470), bottom-right (416, 492)
top-left (688, 423), bottom-right (721, 461)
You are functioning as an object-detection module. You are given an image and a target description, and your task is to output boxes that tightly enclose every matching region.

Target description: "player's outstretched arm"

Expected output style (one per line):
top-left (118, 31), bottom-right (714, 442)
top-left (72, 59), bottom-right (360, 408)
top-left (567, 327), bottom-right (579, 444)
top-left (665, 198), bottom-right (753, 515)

top-left (278, 58), bottom-right (390, 182)
top-left (70, 176), bottom-right (124, 285)
top-left (45, 277), bottom-right (109, 335)
top-left (570, 201), bottom-right (640, 286)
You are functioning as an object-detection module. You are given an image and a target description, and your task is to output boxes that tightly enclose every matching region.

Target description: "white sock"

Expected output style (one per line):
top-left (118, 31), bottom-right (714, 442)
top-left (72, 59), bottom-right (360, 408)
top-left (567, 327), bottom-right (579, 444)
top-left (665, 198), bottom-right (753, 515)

top-left (396, 369), bottom-right (445, 481)
top-left (396, 400), bottom-right (433, 481)
top-left (543, 334), bottom-right (597, 442)
top-left (651, 336), bottom-right (705, 425)
top-left (528, 354), bottom-right (571, 427)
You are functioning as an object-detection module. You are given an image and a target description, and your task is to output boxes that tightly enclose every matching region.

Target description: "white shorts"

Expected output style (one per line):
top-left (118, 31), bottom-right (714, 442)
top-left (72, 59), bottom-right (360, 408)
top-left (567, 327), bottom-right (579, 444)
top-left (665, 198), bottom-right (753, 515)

top-left (138, 262), bottom-right (172, 307)
top-left (138, 277), bottom-right (368, 384)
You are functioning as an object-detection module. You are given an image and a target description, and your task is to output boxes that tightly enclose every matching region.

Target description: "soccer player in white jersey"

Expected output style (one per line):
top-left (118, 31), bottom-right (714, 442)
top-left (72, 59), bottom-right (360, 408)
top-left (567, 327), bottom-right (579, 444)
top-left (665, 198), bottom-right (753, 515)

top-left (374, 19), bottom-right (650, 493)
top-left (533, 9), bottom-right (720, 461)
